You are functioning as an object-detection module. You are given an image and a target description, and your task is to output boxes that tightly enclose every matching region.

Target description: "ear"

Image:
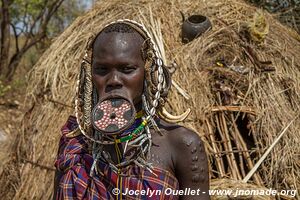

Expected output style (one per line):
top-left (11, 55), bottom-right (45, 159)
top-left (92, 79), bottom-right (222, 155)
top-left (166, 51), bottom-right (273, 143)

top-left (160, 65), bottom-right (172, 98)
top-left (140, 38), bottom-right (153, 62)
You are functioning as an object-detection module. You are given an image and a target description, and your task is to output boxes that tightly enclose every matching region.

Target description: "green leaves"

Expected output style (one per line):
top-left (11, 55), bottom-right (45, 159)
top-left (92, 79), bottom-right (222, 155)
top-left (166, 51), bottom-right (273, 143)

top-left (0, 0), bottom-right (91, 80)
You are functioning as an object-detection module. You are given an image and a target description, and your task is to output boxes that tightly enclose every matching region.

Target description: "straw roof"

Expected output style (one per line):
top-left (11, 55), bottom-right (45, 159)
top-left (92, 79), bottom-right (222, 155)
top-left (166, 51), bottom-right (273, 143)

top-left (1, 0), bottom-right (299, 199)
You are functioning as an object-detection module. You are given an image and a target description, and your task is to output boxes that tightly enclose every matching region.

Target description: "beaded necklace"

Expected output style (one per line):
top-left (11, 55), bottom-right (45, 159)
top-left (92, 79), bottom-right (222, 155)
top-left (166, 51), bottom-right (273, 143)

top-left (90, 109), bottom-right (153, 177)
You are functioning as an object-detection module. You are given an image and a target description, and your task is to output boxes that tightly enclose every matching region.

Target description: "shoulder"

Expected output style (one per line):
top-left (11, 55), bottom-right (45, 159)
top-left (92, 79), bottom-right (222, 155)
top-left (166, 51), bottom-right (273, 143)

top-left (157, 118), bottom-right (204, 148)
top-left (56, 116), bottom-right (88, 159)
top-left (60, 115), bottom-right (82, 137)
top-left (156, 119), bottom-right (207, 166)
top-left (157, 119), bottom-right (209, 188)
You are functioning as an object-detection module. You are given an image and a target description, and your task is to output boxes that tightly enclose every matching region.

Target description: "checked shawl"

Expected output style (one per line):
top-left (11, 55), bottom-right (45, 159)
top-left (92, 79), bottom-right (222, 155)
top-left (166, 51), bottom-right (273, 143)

top-left (54, 116), bottom-right (179, 200)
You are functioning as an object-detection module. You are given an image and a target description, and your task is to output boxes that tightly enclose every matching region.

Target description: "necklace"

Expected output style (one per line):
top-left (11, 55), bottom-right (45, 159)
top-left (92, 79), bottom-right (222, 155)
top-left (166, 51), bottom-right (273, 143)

top-left (90, 112), bottom-right (154, 177)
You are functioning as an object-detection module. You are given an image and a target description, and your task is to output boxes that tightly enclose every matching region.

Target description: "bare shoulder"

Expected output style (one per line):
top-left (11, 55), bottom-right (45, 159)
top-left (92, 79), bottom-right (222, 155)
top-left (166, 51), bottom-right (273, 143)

top-left (157, 118), bottom-right (205, 149)
top-left (157, 118), bottom-right (210, 199)
top-left (156, 119), bottom-right (207, 168)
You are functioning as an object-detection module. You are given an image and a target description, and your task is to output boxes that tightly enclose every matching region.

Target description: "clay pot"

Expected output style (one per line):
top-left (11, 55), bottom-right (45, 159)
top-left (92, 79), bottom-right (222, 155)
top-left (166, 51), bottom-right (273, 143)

top-left (182, 14), bottom-right (212, 43)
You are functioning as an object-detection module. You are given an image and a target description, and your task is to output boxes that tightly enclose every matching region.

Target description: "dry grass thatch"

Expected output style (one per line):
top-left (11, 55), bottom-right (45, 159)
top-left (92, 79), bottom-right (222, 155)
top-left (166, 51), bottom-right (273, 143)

top-left (1, 0), bottom-right (299, 199)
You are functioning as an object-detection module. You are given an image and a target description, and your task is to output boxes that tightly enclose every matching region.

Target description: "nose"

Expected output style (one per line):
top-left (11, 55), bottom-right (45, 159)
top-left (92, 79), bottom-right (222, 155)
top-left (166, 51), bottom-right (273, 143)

top-left (105, 71), bottom-right (123, 92)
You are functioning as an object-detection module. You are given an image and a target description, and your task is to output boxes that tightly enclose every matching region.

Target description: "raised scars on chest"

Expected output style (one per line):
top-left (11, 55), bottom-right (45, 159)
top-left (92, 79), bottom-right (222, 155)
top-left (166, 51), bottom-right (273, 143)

top-left (148, 133), bottom-right (174, 173)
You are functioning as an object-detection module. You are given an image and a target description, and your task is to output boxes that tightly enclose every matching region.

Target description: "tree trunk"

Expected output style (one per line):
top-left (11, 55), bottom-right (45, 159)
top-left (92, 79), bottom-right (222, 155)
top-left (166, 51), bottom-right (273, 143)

top-left (0, 0), bottom-right (11, 76)
top-left (5, 31), bottom-right (48, 80)
top-left (6, 52), bottom-right (22, 81)
top-left (1, 0), bottom-right (65, 81)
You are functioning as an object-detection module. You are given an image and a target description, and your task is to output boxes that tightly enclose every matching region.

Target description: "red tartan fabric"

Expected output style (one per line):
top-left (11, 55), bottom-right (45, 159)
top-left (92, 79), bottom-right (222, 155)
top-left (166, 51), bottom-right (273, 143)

top-left (54, 116), bottom-right (179, 200)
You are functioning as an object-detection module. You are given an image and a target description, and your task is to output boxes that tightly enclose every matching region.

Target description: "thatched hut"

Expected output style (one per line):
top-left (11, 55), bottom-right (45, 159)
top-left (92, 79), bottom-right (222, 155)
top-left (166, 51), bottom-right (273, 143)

top-left (1, 0), bottom-right (299, 199)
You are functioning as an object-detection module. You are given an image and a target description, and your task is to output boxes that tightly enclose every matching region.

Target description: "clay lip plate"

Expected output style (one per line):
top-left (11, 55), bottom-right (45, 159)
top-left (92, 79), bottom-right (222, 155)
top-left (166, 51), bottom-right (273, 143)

top-left (91, 97), bottom-right (136, 135)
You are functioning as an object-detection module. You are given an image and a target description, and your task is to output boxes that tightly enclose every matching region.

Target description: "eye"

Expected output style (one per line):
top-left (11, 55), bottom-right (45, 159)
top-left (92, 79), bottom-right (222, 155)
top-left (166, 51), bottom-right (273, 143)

top-left (121, 65), bottom-right (136, 73)
top-left (93, 65), bottom-right (109, 75)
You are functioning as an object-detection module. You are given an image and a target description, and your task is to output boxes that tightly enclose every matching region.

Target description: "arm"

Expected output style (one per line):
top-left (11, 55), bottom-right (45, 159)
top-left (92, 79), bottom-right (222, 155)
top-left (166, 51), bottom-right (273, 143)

top-left (173, 128), bottom-right (210, 200)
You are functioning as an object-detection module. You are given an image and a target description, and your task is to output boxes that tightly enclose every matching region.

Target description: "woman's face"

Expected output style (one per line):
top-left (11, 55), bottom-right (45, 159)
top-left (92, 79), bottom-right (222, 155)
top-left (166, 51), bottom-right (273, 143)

top-left (92, 31), bottom-right (145, 108)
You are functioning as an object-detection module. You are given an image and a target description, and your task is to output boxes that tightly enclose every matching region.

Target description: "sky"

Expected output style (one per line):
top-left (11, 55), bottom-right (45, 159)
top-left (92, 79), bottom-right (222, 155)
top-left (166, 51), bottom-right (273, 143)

top-left (84, 0), bottom-right (95, 10)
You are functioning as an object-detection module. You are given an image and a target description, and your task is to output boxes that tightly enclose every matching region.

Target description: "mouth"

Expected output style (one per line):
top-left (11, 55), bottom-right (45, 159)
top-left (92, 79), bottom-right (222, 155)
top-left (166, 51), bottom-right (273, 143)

top-left (100, 92), bottom-right (130, 102)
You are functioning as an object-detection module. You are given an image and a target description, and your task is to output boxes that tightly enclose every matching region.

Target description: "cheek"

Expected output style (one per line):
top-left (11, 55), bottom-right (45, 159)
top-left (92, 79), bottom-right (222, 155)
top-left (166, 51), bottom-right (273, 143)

top-left (127, 69), bottom-right (145, 96)
top-left (135, 76), bottom-right (145, 93)
top-left (92, 75), bottom-right (105, 92)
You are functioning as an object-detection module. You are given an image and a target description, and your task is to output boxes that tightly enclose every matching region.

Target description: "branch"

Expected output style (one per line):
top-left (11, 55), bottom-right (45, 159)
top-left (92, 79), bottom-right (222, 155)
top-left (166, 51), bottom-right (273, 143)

top-left (25, 0), bottom-right (65, 51)
top-left (22, 2), bottom-right (29, 34)
top-left (15, 0), bottom-right (65, 58)
top-left (0, 0), bottom-right (11, 72)
top-left (20, 157), bottom-right (56, 171)
top-left (10, 22), bottom-right (19, 53)
top-left (29, 0), bottom-right (48, 36)
top-left (6, 0), bottom-right (66, 79)
top-left (40, 0), bottom-right (65, 32)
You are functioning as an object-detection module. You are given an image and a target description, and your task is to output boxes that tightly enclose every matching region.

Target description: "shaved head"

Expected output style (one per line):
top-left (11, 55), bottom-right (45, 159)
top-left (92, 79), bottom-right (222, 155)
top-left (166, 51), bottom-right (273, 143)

top-left (91, 23), bottom-right (146, 108)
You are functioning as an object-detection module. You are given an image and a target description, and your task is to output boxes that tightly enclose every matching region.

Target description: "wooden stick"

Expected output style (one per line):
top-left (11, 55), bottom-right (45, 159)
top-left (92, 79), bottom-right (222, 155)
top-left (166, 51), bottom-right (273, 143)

top-left (48, 98), bottom-right (73, 108)
top-left (221, 112), bottom-right (242, 180)
top-left (215, 114), bottom-right (236, 179)
top-left (229, 113), bottom-right (246, 177)
top-left (242, 117), bottom-right (297, 183)
top-left (239, 151), bottom-right (246, 177)
top-left (211, 149), bottom-right (257, 154)
top-left (248, 114), bottom-right (260, 150)
top-left (21, 157), bottom-right (56, 171)
top-left (172, 80), bottom-right (191, 100)
top-left (209, 106), bottom-right (256, 115)
top-left (233, 117), bottom-right (263, 185)
top-left (205, 118), bottom-right (226, 177)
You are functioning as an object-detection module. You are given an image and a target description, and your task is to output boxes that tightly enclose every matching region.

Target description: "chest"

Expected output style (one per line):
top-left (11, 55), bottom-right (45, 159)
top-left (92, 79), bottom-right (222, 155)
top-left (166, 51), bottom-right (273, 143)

top-left (102, 131), bottom-right (175, 175)
top-left (149, 132), bottom-right (174, 173)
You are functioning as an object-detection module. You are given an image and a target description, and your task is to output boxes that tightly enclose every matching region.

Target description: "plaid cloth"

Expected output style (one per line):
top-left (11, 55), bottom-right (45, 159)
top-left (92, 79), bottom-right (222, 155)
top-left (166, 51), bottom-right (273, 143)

top-left (54, 116), bottom-right (179, 200)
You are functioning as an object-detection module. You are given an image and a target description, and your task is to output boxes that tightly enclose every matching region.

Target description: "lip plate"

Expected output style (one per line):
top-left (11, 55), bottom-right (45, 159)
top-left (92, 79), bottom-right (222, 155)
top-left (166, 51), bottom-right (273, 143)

top-left (91, 97), bottom-right (136, 135)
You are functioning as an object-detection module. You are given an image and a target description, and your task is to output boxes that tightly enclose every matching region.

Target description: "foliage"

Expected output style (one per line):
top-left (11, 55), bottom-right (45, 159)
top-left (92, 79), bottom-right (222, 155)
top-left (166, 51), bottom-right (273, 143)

top-left (248, 0), bottom-right (300, 12)
top-left (0, 80), bottom-right (11, 97)
top-left (49, 0), bottom-right (91, 36)
top-left (247, 0), bottom-right (300, 32)
top-left (0, 0), bottom-right (92, 81)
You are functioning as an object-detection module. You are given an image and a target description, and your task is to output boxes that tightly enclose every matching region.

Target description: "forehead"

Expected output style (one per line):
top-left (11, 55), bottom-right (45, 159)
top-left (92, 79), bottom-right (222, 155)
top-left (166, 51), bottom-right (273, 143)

top-left (94, 31), bottom-right (143, 50)
top-left (92, 32), bottom-right (145, 63)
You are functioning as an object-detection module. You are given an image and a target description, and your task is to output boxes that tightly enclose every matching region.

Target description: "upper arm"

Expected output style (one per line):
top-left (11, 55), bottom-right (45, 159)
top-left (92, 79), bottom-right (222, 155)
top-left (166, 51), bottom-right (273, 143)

top-left (172, 128), bottom-right (210, 200)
